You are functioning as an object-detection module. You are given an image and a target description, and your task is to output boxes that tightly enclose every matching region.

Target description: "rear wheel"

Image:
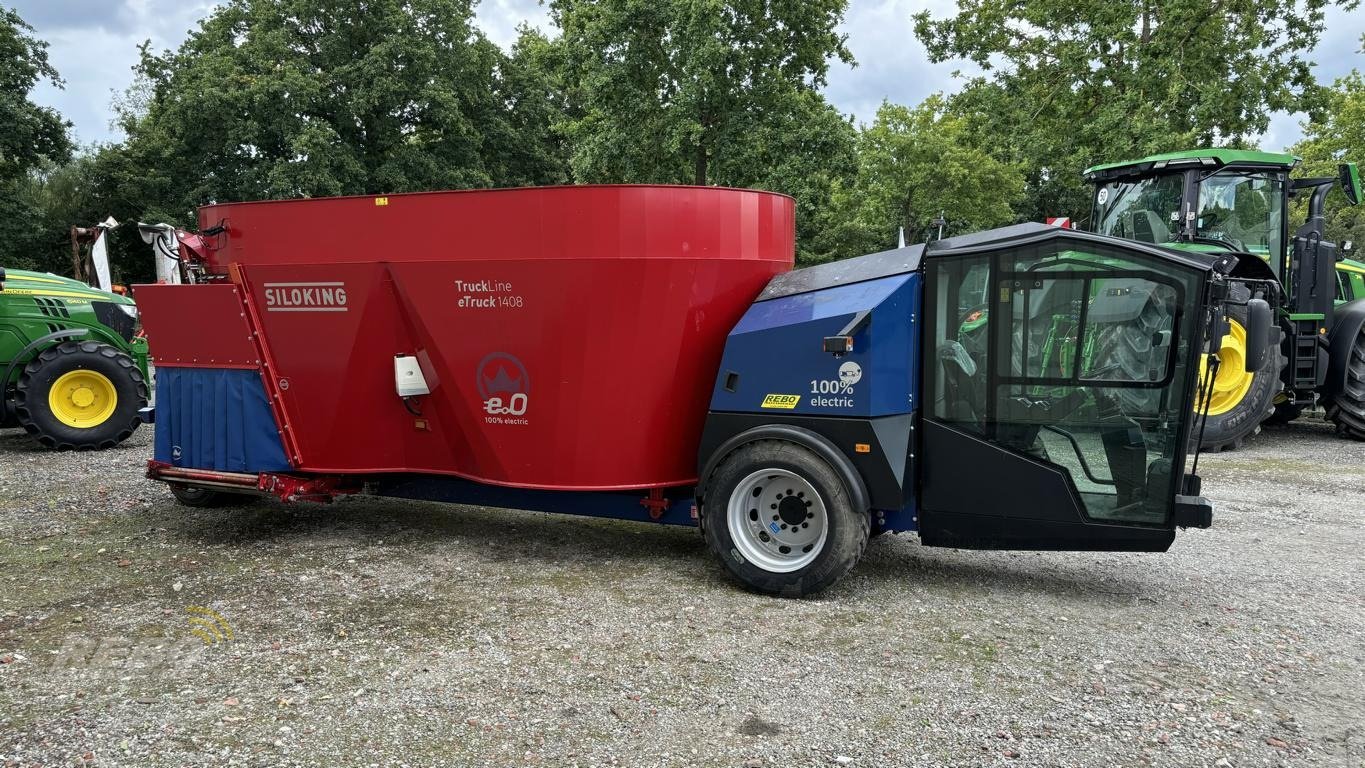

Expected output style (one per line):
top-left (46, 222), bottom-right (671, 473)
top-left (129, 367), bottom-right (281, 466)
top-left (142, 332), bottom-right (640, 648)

top-left (168, 483), bottom-right (240, 508)
top-left (701, 441), bottom-right (869, 597)
top-left (14, 340), bottom-right (146, 451)
top-left (1326, 324), bottom-right (1365, 440)
top-left (1193, 305), bottom-right (1284, 452)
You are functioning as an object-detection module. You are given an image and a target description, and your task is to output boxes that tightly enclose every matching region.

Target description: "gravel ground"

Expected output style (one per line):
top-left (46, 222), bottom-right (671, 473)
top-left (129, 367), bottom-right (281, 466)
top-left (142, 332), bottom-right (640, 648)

top-left (1, 417), bottom-right (1362, 768)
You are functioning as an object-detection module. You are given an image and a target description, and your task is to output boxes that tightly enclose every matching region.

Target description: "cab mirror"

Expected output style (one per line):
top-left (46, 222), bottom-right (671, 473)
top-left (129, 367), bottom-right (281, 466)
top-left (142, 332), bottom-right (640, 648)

top-left (1244, 298), bottom-right (1272, 373)
top-left (1340, 162), bottom-right (1362, 206)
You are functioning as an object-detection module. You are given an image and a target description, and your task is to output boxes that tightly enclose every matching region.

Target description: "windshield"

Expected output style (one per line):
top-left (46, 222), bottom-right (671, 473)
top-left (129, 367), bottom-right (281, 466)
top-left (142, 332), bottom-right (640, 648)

top-left (1195, 171), bottom-right (1285, 260)
top-left (1092, 174), bottom-right (1184, 245)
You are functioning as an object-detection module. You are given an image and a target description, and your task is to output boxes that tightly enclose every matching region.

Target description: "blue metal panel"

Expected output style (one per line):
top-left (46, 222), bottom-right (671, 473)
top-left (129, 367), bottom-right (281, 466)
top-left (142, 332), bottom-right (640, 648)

top-left (375, 476), bottom-right (699, 527)
top-left (710, 273), bottom-right (921, 417)
top-left (876, 499), bottom-right (918, 534)
top-left (154, 368), bottom-right (290, 472)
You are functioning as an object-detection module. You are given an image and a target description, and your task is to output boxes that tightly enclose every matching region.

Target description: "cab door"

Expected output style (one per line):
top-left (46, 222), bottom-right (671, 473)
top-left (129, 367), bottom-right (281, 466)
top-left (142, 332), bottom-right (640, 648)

top-left (917, 231), bottom-right (1210, 551)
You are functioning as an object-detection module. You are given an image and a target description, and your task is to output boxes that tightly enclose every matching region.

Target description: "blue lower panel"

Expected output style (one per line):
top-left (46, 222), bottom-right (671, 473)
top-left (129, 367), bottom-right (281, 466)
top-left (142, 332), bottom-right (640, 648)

top-left (375, 476), bottom-right (699, 527)
top-left (154, 367), bottom-right (290, 472)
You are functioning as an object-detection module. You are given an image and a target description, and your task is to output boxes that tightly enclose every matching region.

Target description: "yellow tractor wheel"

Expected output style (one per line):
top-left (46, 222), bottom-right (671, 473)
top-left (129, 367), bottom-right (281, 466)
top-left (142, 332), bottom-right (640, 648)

top-left (1192, 308), bottom-right (1283, 452)
top-left (14, 340), bottom-right (147, 451)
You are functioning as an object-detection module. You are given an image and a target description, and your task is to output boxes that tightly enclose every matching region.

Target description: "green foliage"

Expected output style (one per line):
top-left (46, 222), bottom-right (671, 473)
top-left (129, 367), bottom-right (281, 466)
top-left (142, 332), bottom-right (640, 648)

top-left (551, 0), bottom-right (853, 186)
top-left (548, 0), bottom-right (858, 261)
top-left (811, 99), bottom-right (1024, 260)
top-left (0, 8), bottom-right (71, 183)
top-left (722, 90), bottom-right (859, 263)
top-left (115, 0), bottom-right (569, 226)
top-left (0, 7), bottom-right (74, 271)
top-left (1291, 67), bottom-right (1365, 248)
top-left (7, 1), bottom-right (1365, 281)
top-left (914, 0), bottom-right (1356, 223)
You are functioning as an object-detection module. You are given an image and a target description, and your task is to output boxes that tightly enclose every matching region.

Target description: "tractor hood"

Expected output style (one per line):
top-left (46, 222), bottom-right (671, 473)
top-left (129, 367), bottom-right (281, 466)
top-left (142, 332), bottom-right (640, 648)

top-left (0, 268), bottom-right (136, 305)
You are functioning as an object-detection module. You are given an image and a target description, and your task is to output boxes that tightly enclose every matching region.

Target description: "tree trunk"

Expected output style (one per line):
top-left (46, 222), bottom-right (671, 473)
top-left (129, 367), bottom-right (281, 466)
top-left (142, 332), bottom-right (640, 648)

top-left (694, 141), bottom-right (708, 186)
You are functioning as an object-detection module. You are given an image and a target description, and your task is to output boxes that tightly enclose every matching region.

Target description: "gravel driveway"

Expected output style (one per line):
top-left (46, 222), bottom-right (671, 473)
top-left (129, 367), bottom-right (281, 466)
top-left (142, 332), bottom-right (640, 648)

top-left (1, 418), bottom-right (1362, 767)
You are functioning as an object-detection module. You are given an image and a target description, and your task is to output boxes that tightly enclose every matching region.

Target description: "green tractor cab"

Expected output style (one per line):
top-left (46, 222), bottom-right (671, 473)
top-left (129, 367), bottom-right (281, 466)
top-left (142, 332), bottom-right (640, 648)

top-left (0, 266), bottom-right (150, 450)
top-left (1083, 149), bottom-right (1365, 450)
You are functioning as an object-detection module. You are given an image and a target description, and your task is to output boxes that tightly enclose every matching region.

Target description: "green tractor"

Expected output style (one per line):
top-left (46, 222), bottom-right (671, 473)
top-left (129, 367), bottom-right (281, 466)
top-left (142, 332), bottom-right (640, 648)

top-left (0, 266), bottom-right (150, 450)
top-left (1083, 149), bottom-right (1365, 450)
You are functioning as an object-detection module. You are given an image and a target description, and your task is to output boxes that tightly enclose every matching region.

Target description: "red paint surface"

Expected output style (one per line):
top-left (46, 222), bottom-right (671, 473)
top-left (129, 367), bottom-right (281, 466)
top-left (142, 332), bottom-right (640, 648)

top-left (145, 185), bottom-right (795, 490)
top-left (134, 283), bottom-right (260, 368)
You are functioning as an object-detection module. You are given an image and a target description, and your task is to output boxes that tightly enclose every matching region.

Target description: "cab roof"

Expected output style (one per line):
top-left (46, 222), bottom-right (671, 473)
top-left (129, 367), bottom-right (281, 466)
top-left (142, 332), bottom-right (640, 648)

top-left (1084, 149), bottom-right (1300, 181)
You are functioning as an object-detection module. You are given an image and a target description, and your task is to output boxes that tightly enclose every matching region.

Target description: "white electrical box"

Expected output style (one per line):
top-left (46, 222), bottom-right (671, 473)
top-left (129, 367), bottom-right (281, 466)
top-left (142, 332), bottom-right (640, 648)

top-left (394, 355), bottom-right (431, 397)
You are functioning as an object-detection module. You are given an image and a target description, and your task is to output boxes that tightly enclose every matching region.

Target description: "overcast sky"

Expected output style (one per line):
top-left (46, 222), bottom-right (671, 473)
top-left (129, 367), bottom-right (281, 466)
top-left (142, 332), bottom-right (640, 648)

top-left (11, 0), bottom-right (1363, 153)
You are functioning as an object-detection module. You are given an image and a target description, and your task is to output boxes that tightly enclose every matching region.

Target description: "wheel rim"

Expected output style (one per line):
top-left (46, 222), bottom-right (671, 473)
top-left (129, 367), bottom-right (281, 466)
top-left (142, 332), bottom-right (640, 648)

top-left (1197, 318), bottom-right (1255, 417)
top-left (48, 369), bottom-right (118, 428)
top-left (727, 468), bottom-right (829, 573)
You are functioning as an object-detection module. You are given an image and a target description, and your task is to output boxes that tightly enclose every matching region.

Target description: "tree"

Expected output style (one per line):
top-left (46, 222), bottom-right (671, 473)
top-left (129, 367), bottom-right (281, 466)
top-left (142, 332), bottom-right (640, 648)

top-left (1291, 65), bottom-right (1365, 249)
top-left (0, 8), bottom-right (73, 270)
top-left (488, 27), bottom-right (573, 187)
top-left (720, 90), bottom-right (859, 263)
top-left (811, 98), bottom-right (1025, 260)
top-left (552, 0), bottom-right (852, 186)
top-left (914, 0), bottom-right (1355, 223)
top-left (115, 0), bottom-right (569, 227)
top-left (549, 0), bottom-right (857, 260)
top-left (0, 8), bottom-right (71, 184)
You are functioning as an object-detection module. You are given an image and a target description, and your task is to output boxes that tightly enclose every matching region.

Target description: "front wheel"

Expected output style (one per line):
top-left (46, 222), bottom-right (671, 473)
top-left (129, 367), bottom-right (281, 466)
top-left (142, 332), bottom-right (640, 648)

top-left (701, 441), bottom-right (869, 597)
top-left (1193, 307), bottom-right (1284, 452)
top-left (14, 340), bottom-right (147, 451)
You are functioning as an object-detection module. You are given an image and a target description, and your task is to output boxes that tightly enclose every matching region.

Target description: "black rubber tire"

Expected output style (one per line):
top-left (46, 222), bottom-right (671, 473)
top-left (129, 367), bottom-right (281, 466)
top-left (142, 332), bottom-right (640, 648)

top-left (168, 483), bottom-right (241, 508)
top-left (1326, 323), bottom-right (1365, 441)
top-left (1193, 301), bottom-right (1285, 453)
top-left (701, 440), bottom-right (869, 597)
top-left (13, 340), bottom-right (147, 451)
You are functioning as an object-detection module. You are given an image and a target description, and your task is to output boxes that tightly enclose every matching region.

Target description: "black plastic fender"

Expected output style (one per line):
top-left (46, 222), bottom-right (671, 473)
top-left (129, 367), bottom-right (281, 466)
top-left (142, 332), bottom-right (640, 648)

top-left (1323, 297), bottom-right (1365, 399)
top-left (696, 423), bottom-right (872, 528)
top-left (1228, 252), bottom-right (1278, 283)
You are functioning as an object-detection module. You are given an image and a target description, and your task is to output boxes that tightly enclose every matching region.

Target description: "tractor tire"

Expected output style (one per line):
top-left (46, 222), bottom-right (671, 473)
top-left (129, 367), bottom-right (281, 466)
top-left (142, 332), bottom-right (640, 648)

top-left (13, 340), bottom-right (147, 451)
top-left (701, 440), bottom-right (869, 597)
top-left (1326, 323), bottom-right (1365, 441)
top-left (1192, 301), bottom-right (1285, 453)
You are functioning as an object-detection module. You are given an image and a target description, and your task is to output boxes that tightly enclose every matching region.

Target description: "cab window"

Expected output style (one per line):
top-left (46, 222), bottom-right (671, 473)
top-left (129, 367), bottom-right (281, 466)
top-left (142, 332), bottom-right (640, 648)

top-left (1196, 171), bottom-right (1285, 261)
top-left (1093, 174), bottom-right (1184, 245)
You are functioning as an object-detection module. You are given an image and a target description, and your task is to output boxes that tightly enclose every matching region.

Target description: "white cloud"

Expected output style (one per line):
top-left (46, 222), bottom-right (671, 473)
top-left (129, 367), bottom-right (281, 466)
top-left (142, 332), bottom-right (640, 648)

top-left (825, 0), bottom-right (975, 126)
top-left (23, 0), bottom-right (218, 146)
top-left (477, 0), bottom-right (553, 48)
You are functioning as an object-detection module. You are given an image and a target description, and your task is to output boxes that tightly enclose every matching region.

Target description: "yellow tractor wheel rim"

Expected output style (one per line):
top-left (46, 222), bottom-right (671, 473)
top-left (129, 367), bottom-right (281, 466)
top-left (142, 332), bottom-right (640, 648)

top-left (48, 369), bottom-right (118, 428)
top-left (1197, 318), bottom-right (1256, 417)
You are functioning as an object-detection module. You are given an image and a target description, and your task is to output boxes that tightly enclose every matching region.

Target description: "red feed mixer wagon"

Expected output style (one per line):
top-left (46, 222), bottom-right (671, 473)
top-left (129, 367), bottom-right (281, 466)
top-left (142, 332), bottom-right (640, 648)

top-left (138, 184), bottom-right (1237, 596)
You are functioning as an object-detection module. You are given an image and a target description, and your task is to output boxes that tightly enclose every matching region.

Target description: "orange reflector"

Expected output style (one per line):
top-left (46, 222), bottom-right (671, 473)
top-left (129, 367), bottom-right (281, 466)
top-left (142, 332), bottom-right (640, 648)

top-left (228, 262), bottom-right (243, 285)
top-left (855, 443), bottom-right (871, 453)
